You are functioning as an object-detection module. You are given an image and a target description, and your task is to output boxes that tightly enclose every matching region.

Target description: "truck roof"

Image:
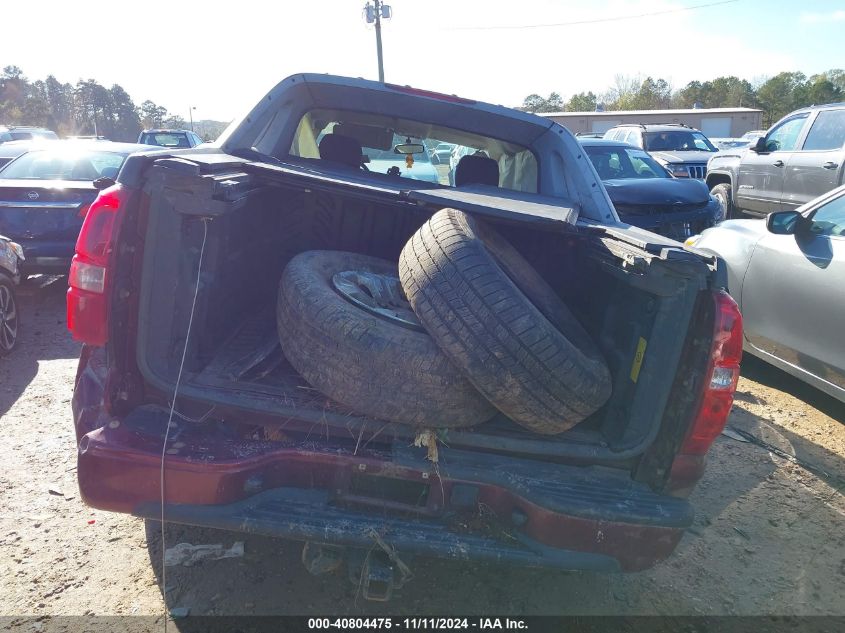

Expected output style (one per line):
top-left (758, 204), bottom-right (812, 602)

top-left (218, 73), bottom-right (559, 152)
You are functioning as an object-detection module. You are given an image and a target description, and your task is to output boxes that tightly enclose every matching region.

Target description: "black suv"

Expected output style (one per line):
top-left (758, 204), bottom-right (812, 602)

top-left (603, 123), bottom-right (718, 180)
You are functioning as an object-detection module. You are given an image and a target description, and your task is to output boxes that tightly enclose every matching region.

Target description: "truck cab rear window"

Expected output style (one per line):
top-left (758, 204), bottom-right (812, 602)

top-left (288, 109), bottom-right (539, 194)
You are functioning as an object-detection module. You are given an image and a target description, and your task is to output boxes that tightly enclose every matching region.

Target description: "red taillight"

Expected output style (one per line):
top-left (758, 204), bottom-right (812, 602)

top-left (67, 184), bottom-right (126, 346)
top-left (384, 83), bottom-right (476, 104)
top-left (668, 290), bottom-right (742, 495)
top-left (679, 290), bottom-right (743, 455)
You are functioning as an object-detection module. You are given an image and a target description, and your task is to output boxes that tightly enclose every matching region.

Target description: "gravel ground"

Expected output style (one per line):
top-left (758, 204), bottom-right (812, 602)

top-left (1, 279), bottom-right (844, 621)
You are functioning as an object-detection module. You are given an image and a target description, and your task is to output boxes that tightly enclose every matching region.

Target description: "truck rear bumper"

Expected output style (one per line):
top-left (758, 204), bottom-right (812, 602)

top-left (138, 487), bottom-right (621, 572)
top-left (75, 393), bottom-right (692, 572)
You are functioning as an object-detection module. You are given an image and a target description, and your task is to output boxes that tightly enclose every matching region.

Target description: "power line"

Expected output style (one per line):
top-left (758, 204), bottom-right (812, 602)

top-left (446, 0), bottom-right (740, 31)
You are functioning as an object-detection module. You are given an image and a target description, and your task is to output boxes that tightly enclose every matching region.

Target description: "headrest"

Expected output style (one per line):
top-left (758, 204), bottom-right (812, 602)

top-left (319, 133), bottom-right (363, 168)
top-left (455, 154), bottom-right (499, 187)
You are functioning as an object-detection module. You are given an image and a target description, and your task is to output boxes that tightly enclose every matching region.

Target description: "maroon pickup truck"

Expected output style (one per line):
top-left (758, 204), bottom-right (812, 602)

top-left (69, 74), bottom-right (741, 600)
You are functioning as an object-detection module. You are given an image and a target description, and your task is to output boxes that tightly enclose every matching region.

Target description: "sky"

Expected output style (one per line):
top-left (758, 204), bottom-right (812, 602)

top-left (2, 0), bottom-right (844, 122)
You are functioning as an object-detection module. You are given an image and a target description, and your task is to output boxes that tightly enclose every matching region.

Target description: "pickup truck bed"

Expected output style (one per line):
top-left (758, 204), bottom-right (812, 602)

top-left (70, 74), bottom-right (738, 586)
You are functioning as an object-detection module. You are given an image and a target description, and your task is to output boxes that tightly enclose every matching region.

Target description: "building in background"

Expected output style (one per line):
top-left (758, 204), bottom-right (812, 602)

top-left (539, 107), bottom-right (763, 137)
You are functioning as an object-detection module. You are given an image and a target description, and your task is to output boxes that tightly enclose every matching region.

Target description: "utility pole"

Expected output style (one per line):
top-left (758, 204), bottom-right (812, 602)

top-left (374, 0), bottom-right (384, 82)
top-left (189, 106), bottom-right (196, 132)
top-left (364, 1), bottom-right (391, 82)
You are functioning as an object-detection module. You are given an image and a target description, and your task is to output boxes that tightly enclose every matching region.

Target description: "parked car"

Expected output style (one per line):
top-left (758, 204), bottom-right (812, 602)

top-left (0, 233), bottom-right (23, 356)
top-left (575, 132), bottom-right (605, 139)
top-left (0, 140), bottom-right (42, 170)
top-left (741, 130), bottom-right (766, 141)
top-left (604, 123), bottom-right (718, 179)
top-left (0, 141), bottom-right (156, 274)
top-left (0, 125), bottom-right (58, 144)
top-left (706, 102), bottom-right (845, 219)
top-left (137, 129), bottom-right (204, 148)
top-left (580, 138), bottom-right (721, 240)
top-left (710, 138), bottom-right (752, 151)
top-left (364, 135), bottom-right (441, 184)
top-left (430, 142), bottom-right (455, 164)
top-left (687, 184), bottom-right (845, 403)
top-left (70, 73), bottom-right (740, 596)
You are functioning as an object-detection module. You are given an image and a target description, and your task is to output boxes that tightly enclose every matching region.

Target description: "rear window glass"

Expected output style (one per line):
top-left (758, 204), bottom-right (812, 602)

top-left (141, 133), bottom-right (191, 148)
top-left (585, 146), bottom-right (668, 180)
top-left (802, 110), bottom-right (845, 151)
top-left (645, 130), bottom-right (717, 152)
top-left (288, 109), bottom-right (538, 193)
top-left (0, 150), bottom-right (126, 181)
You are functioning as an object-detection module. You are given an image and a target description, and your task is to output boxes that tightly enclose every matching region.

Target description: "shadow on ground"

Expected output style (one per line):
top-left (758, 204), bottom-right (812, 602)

top-left (740, 355), bottom-right (844, 424)
top-left (0, 276), bottom-right (80, 419)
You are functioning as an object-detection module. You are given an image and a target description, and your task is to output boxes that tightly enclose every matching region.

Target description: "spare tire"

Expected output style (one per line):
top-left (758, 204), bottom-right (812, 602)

top-left (399, 209), bottom-right (612, 435)
top-left (277, 250), bottom-right (495, 428)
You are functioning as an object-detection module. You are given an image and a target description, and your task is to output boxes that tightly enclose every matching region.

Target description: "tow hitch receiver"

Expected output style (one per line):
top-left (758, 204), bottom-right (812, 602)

top-left (301, 542), bottom-right (409, 602)
top-left (360, 551), bottom-right (395, 602)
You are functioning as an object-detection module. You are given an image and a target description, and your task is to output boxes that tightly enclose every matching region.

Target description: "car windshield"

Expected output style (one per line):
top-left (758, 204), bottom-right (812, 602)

top-left (140, 132), bottom-right (190, 148)
top-left (585, 145), bottom-right (668, 180)
top-left (644, 130), bottom-right (717, 152)
top-left (0, 149), bottom-right (126, 181)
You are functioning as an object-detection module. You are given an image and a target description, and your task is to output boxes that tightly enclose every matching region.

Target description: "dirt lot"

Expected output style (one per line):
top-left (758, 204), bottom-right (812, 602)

top-left (1, 279), bottom-right (844, 619)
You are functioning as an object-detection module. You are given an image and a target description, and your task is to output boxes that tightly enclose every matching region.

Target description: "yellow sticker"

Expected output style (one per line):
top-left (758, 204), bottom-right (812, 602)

top-left (630, 337), bottom-right (648, 383)
top-left (406, 154), bottom-right (414, 168)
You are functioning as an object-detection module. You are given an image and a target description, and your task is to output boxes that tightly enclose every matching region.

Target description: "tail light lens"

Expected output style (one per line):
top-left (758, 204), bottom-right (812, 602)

top-left (680, 290), bottom-right (742, 455)
top-left (67, 184), bottom-right (126, 346)
top-left (668, 290), bottom-right (742, 494)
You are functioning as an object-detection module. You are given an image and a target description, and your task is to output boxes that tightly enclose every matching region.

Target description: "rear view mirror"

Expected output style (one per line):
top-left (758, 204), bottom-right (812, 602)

top-left (766, 210), bottom-right (802, 235)
top-left (749, 137), bottom-right (766, 153)
top-left (394, 142), bottom-right (425, 155)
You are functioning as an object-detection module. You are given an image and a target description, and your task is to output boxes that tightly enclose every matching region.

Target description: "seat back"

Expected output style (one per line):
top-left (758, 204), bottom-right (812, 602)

top-left (319, 133), bottom-right (363, 168)
top-left (454, 155), bottom-right (499, 187)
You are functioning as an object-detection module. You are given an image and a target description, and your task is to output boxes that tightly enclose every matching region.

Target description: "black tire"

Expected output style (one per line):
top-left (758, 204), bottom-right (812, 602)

top-left (710, 183), bottom-right (735, 221)
top-left (399, 209), bottom-right (612, 435)
top-left (0, 274), bottom-right (19, 357)
top-left (277, 250), bottom-right (495, 428)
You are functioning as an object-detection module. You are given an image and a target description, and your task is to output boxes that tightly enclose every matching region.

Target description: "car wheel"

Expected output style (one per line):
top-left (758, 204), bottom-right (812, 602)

top-left (0, 274), bottom-right (19, 357)
top-left (711, 183), bottom-right (735, 221)
top-left (399, 209), bottom-right (613, 435)
top-left (276, 250), bottom-right (495, 428)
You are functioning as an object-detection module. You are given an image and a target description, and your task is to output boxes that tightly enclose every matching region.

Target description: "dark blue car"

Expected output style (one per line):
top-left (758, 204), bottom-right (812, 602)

top-left (0, 141), bottom-right (155, 274)
top-left (580, 138), bottom-right (721, 241)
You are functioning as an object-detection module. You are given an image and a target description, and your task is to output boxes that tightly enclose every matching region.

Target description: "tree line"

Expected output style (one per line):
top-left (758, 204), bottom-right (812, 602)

top-left (522, 69), bottom-right (845, 128)
top-left (0, 66), bottom-right (216, 142)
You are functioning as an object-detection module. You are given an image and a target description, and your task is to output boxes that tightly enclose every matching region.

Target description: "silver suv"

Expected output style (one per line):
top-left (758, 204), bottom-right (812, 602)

top-left (603, 123), bottom-right (718, 180)
top-left (0, 126), bottom-right (58, 144)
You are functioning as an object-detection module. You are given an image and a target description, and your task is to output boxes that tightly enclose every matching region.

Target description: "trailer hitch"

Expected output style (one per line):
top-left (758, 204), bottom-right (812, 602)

top-left (302, 536), bottom-right (413, 602)
top-left (360, 551), bottom-right (395, 602)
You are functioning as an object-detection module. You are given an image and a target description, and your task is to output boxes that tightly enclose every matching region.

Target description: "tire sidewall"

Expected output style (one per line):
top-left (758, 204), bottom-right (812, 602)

top-left (0, 274), bottom-right (19, 357)
top-left (277, 250), bottom-right (494, 427)
top-left (712, 184), bottom-right (733, 221)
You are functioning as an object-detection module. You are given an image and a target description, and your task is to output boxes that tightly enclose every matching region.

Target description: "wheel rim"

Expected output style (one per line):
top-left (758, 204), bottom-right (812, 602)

top-left (0, 284), bottom-right (18, 352)
top-left (332, 270), bottom-right (424, 331)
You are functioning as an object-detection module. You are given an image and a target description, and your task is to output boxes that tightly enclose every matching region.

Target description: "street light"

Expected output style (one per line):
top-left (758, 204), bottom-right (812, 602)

top-left (363, 0), bottom-right (392, 82)
top-left (189, 106), bottom-right (196, 132)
